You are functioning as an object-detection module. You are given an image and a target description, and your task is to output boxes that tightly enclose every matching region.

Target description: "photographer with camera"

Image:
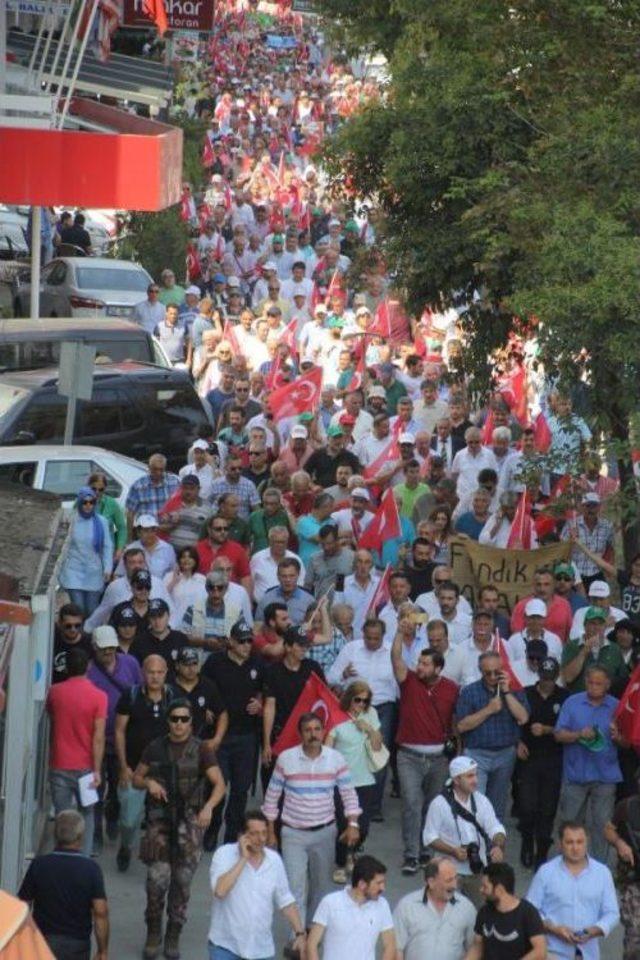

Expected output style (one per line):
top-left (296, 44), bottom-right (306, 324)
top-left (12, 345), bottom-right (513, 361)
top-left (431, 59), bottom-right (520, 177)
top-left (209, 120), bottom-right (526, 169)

top-left (391, 630), bottom-right (459, 876)
top-left (422, 757), bottom-right (506, 906)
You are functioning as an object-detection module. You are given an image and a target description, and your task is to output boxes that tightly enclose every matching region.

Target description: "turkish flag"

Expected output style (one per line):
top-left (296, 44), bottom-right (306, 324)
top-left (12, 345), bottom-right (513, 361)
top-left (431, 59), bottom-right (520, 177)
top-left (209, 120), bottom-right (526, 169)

top-left (363, 436), bottom-right (400, 481)
top-left (222, 320), bottom-right (241, 356)
top-left (268, 366), bottom-right (323, 419)
top-left (533, 411), bottom-right (552, 453)
top-left (365, 564), bottom-right (392, 619)
top-left (506, 491), bottom-right (533, 550)
top-left (615, 665), bottom-right (640, 750)
top-left (180, 187), bottom-right (192, 223)
top-left (481, 409), bottom-right (495, 446)
top-left (272, 673), bottom-right (350, 755)
top-left (202, 137), bottom-right (215, 168)
top-left (491, 632), bottom-right (523, 691)
top-left (141, 0), bottom-right (168, 34)
top-left (359, 488), bottom-right (402, 551)
top-left (186, 244), bottom-right (201, 282)
top-left (498, 364), bottom-right (527, 425)
top-left (281, 317), bottom-right (299, 357)
top-left (368, 299), bottom-right (391, 338)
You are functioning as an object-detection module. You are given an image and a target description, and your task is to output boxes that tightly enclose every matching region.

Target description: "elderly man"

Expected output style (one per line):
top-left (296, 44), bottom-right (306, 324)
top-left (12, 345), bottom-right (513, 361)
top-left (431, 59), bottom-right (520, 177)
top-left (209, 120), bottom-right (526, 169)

top-left (125, 454), bottom-right (180, 538)
top-left (451, 428), bottom-right (499, 506)
top-left (430, 416), bottom-right (463, 467)
top-left (329, 390), bottom-right (374, 443)
top-left (330, 487), bottom-right (374, 544)
top-left (115, 514), bottom-right (176, 579)
top-left (569, 579), bottom-right (625, 640)
top-left (135, 282), bottom-right (166, 335)
top-left (251, 527), bottom-right (305, 605)
top-left (508, 598), bottom-right (563, 662)
top-left (181, 570), bottom-right (243, 656)
top-left (255, 558), bottom-right (315, 628)
top-left (478, 490), bottom-right (537, 549)
top-left (561, 605), bottom-right (628, 694)
top-left (333, 549), bottom-right (381, 635)
top-left (393, 857), bottom-right (475, 960)
top-left (562, 493), bottom-right (616, 591)
top-left (210, 456), bottom-right (260, 521)
top-left (279, 425), bottom-right (314, 474)
top-left (157, 268), bottom-right (185, 307)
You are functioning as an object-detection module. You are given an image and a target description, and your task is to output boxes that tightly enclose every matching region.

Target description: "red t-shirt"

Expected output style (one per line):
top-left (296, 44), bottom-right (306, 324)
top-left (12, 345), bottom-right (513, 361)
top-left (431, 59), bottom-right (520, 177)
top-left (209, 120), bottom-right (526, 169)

top-left (510, 594), bottom-right (572, 643)
top-left (396, 673), bottom-right (459, 746)
top-left (195, 538), bottom-right (251, 581)
top-left (47, 676), bottom-right (108, 770)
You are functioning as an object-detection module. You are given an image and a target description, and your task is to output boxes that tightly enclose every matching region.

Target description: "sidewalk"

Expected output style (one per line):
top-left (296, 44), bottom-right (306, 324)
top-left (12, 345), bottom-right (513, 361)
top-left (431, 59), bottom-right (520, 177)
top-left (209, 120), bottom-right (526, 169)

top-left (99, 790), bottom-right (623, 959)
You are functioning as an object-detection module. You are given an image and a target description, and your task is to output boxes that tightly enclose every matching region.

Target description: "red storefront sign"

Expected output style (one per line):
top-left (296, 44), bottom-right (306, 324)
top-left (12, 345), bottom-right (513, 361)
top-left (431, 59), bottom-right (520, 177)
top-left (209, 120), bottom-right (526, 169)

top-left (123, 0), bottom-right (215, 31)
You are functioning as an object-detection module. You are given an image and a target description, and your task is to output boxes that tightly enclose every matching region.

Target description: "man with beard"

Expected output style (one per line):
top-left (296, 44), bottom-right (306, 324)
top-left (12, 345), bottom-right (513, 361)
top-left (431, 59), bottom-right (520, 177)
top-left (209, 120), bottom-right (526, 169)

top-left (468, 863), bottom-right (545, 959)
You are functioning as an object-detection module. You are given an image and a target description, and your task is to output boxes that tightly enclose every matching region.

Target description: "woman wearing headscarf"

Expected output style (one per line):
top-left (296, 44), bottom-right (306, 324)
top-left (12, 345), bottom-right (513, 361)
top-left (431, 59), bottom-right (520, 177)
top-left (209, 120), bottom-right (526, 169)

top-left (59, 486), bottom-right (112, 617)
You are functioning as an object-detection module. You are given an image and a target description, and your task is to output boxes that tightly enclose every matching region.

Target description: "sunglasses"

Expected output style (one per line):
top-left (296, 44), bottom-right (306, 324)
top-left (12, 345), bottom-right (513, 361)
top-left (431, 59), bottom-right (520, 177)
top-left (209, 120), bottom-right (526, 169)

top-left (483, 669), bottom-right (502, 677)
top-left (168, 715), bottom-right (191, 724)
top-left (63, 622), bottom-right (82, 631)
top-left (236, 387), bottom-right (250, 393)
top-left (81, 498), bottom-right (96, 506)
top-left (352, 696), bottom-right (370, 705)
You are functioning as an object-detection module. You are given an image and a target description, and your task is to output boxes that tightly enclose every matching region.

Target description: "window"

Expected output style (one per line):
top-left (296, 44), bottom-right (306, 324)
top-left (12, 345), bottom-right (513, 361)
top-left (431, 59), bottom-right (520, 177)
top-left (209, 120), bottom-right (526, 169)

top-left (47, 263), bottom-right (67, 286)
top-left (12, 396), bottom-right (67, 442)
top-left (0, 461), bottom-right (37, 487)
top-left (76, 387), bottom-right (143, 439)
top-left (89, 461), bottom-right (122, 498)
top-left (42, 459), bottom-right (93, 497)
top-left (75, 267), bottom-right (149, 292)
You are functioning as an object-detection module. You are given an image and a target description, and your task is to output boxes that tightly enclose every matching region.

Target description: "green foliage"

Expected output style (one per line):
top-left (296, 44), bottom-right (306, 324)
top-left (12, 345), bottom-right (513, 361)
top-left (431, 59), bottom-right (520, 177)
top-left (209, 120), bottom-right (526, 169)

top-left (119, 207), bottom-right (190, 283)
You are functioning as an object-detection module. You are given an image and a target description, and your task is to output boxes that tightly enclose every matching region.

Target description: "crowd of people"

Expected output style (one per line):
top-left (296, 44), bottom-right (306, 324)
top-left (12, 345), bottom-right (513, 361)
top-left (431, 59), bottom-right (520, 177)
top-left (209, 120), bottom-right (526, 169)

top-left (17, 2), bottom-right (640, 960)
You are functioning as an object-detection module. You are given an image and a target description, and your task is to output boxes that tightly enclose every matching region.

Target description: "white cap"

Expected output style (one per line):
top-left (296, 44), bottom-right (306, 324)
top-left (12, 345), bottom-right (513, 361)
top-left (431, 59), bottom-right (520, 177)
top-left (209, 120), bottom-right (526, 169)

top-left (314, 303), bottom-right (328, 315)
top-left (263, 261), bottom-right (277, 271)
top-left (525, 598), bottom-right (547, 617)
top-left (191, 439), bottom-right (209, 451)
top-left (226, 276), bottom-right (241, 288)
top-left (582, 492), bottom-right (601, 505)
top-left (185, 285), bottom-right (201, 297)
top-left (368, 385), bottom-right (386, 398)
top-left (449, 756), bottom-right (477, 779)
top-left (399, 432), bottom-right (415, 444)
top-left (329, 218), bottom-right (341, 227)
top-left (291, 425), bottom-right (309, 440)
top-left (589, 579), bottom-right (611, 598)
top-left (92, 625), bottom-right (119, 649)
top-left (135, 513), bottom-right (158, 528)
top-left (351, 487), bottom-right (370, 500)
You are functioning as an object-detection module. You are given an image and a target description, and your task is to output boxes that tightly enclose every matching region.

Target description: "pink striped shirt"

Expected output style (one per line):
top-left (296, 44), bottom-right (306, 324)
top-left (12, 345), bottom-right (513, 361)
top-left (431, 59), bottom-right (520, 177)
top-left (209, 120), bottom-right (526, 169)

top-left (262, 745), bottom-right (361, 828)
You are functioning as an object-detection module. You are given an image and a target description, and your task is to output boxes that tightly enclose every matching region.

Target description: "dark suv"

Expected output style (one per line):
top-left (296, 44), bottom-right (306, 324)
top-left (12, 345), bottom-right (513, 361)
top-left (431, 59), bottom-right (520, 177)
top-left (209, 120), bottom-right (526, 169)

top-left (0, 363), bottom-right (212, 471)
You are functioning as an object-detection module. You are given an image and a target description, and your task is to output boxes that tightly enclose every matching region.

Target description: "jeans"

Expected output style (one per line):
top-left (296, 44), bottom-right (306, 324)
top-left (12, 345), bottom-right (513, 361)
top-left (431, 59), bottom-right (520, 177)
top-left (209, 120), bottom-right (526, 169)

top-left (371, 701), bottom-right (397, 815)
top-left (45, 934), bottom-right (91, 960)
top-left (117, 782), bottom-right (146, 851)
top-left (212, 732), bottom-right (257, 844)
top-left (281, 822), bottom-right (336, 928)
top-left (66, 589), bottom-right (103, 617)
top-left (465, 746), bottom-right (516, 823)
top-left (208, 945), bottom-right (274, 960)
top-left (559, 780), bottom-right (616, 863)
top-left (49, 769), bottom-right (95, 857)
top-left (397, 748), bottom-right (449, 860)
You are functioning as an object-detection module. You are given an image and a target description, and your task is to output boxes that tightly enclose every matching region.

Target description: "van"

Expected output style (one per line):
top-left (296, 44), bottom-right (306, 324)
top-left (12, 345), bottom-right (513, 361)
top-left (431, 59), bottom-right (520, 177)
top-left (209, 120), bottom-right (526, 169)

top-left (0, 318), bottom-right (171, 372)
top-left (0, 363), bottom-right (212, 472)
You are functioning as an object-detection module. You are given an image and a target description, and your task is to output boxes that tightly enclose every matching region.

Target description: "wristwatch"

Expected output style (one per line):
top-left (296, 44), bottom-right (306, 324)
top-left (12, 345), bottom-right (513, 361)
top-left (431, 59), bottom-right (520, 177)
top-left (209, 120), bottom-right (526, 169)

top-left (347, 821), bottom-right (359, 828)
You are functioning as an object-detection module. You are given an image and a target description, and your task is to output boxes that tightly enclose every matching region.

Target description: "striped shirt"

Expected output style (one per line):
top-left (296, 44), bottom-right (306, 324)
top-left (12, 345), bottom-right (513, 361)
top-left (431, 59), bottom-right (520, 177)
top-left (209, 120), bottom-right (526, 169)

top-left (262, 744), bottom-right (361, 828)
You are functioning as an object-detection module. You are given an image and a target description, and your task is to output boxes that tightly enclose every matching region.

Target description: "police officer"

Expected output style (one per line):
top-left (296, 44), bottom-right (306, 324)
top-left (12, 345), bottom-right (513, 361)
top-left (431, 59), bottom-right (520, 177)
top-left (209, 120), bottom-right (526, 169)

top-left (133, 698), bottom-right (225, 959)
top-left (173, 647), bottom-right (228, 747)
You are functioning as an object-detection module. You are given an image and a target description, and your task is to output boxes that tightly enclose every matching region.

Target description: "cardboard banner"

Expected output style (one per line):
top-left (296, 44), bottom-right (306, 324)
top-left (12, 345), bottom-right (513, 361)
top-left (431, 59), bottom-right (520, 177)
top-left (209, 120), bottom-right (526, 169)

top-left (450, 536), bottom-right (571, 615)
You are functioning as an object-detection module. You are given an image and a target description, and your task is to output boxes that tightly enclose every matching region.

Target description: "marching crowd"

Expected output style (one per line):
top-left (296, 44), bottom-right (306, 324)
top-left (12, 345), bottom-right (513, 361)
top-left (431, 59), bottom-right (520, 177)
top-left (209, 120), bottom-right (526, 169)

top-left (16, 2), bottom-right (640, 960)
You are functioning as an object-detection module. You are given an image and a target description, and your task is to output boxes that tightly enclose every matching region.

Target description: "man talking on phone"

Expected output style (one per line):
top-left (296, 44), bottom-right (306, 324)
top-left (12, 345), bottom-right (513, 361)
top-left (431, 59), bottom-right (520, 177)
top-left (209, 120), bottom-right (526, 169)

top-left (208, 809), bottom-right (305, 960)
top-left (455, 651), bottom-right (528, 822)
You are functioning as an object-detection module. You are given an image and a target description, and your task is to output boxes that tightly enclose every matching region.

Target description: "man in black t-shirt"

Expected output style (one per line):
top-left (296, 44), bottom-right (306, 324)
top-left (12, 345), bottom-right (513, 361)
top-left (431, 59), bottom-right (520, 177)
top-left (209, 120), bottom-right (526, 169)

top-left (52, 602), bottom-right (93, 683)
top-left (114, 654), bottom-right (176, 872)
top-left (173, 647), bottom-right (228, 744)
top-left (470, 863), bottom-right (545, 960)
top-left (130, 598), bottom-right (189, 675)
top-left (60, 212), bottom-right (93, 255)
top-left (203, 619), bottom-right (268, 844)
top-left (305, 427), bottom-right (361, 487)
top-left (18, 809), bottom-right (108, 959)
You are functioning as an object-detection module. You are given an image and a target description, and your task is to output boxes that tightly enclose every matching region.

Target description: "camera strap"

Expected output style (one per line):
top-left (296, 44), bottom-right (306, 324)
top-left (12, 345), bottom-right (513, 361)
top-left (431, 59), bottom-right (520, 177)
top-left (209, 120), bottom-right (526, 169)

top-left (445, 789), bottom-right (492, 850)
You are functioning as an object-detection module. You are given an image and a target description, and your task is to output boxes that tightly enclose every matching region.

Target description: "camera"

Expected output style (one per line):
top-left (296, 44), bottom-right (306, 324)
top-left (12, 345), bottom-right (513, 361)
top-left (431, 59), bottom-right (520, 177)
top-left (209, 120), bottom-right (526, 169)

top-left (465, 842), bottom-right (484, 875)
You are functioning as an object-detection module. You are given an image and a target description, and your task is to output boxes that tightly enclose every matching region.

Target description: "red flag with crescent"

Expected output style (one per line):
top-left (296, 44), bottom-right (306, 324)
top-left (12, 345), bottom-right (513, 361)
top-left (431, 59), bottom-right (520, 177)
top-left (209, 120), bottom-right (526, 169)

top-left (506, 491), bottom-right (533, 550)
top-left (222, 320), bottom-right (241, 357)
top-left (491, 631), bottom-right (523, 691)
top-left (358, 488), bottom-right (402, 551)
top-left (268, 366), bottom-right (323, 419)
top-left (614, 664), bottom-right (640, 750)
top-left (272, 673), bottom-right (350, 755)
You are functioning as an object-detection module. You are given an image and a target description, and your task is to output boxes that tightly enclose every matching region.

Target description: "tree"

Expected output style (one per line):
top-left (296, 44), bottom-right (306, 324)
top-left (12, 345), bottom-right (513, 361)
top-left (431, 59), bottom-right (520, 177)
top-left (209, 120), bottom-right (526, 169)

top-left (323, 0), bottom-right (640, 554)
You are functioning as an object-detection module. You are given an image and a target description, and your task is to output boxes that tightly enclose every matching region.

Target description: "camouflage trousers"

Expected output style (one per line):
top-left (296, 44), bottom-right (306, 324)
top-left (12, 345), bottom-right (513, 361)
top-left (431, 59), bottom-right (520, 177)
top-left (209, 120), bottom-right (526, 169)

top-left (620, 883), bottom-right (640, 959)
top-left (142, 816), bottom-right (204, 927)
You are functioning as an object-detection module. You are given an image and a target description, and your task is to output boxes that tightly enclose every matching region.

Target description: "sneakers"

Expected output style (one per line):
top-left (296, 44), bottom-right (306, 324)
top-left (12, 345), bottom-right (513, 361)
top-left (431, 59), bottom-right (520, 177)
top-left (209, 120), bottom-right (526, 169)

top-left (116, 846), bottom-right (131, 872)
top-left (402, 857), bottom-right (419, 875)
top-left (332, 867), bottom-right (348, 884)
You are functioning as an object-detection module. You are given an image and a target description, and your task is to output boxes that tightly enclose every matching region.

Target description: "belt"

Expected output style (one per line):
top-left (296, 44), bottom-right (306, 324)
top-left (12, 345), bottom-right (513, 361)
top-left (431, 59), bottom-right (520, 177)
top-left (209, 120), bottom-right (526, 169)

top-left (283, 820), bottom-right (335, 832)
top-left (398, 745), bottom-right (444, 759)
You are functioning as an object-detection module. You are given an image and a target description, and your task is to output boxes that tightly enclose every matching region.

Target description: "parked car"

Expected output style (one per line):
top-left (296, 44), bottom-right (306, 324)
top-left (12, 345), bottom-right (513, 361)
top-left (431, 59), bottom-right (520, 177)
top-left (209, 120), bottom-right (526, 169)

top-left (0, 444), bottom-right (146, 509)
top-left (0, 318), bottom-right (171, 372)
top-left (11, 256), bottom-right (153, 319)
top-left (0, 362), bottom-right (212, 471)
top-left (0, 218), bottom-right (29, 260)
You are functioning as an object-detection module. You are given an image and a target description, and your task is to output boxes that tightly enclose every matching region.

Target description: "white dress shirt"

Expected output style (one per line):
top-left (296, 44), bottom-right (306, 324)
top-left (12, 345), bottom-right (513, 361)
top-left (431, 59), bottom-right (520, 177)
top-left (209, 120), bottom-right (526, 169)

top-left (327, 640), bottom-right (398, 706)
top-left (415, 591), bottom-right (473, 619)
top-left (423, 791), bottom-right (505, 876)
top-left (451, 446), bottom-right (499, 503)
top-left (114, 538), bottom-right (176, 579)
top-left (179, 462), bottom-right (216, 502)
top-left (459, 640), bottom-right (496, 687)
top-left (439, 643), bottom-right (467, 686)
top-left (478, 513), bottom-right (539, 549)
top-left (250, 548), bottom-right (305, 604)
top-left (569, 603), bottom-right (625, 640)
top-left (330, 408), bottom-right (374, 443)
top-left (507, 629), bottom-right (563, 662)
top-left (208, 843), bottom-right (295, 958)
top-left (334, 574), bottom-right (380, 635)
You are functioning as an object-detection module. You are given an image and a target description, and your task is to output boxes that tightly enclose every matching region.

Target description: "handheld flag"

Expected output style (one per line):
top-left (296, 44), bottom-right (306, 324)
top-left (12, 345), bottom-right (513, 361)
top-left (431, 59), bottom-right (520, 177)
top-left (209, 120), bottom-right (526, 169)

top-left (533, 411), bottom-right (552, 453)
top-left (614, 665), bottom-right (640, 750)
top-left (272, 673), bottom-right (350, 755)
top-left (222, 320), bottom-right (241, 357)
top-left (359, 489), bottom-right (401, 551)
top-left (491, 631), bottom-right (523, 691)
top-left (268, 367), bottom-right (323, 419)
top-left (506, 491), bottom-right (533, 550)
top-left (481, 409), bottom-right (495, 446)
top-left (142, 0), bottom-right (168, 34)
top-left (365, 565), bottom-right (392, 619)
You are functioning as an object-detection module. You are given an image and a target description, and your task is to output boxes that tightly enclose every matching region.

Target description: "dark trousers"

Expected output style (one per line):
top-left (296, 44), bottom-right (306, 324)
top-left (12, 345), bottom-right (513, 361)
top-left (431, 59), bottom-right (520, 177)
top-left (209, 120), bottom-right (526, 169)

top-left (45, 934), bottom-right (91, 960)
top-left (371, 702), bottom-right (397, 815)
top-left (518, 754), bottom-right (562, 844)
top-left (335, 783), bottom-right (376, 867)
top-left (94, 750), bottom-right (120, 844)
top-left (212, 732), bottom-right (257, 844)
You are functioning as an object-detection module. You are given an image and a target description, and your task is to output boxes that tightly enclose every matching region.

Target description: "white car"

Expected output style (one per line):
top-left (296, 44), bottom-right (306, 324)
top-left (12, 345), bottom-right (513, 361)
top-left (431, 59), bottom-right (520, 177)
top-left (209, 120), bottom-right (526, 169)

top-left (12, 256), bottom-right (153, 320)
top-left (0, 444), bottom-right (147, 509)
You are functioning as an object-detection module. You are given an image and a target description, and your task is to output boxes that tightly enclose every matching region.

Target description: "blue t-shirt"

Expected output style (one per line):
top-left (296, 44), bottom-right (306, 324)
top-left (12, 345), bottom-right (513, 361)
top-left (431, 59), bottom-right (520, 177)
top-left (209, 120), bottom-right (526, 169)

top-left (555, 692), bottom-right (622, 784)
top-left (297, 514), bottom-right (322, 567)
top-left (19, 849), bottom-right (106, 940)
top-left (454, 511), bottom-right (485, 541)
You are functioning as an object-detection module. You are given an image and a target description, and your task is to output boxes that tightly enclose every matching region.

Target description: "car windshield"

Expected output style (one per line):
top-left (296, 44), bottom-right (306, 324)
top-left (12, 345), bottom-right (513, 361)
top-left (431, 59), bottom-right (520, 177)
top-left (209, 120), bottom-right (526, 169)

top-left (0, 338), bottom-right (152, 371)
top-left (0, 223), bottom-right (27, 250)
top-left (75, 267), bottom-right (149, 292)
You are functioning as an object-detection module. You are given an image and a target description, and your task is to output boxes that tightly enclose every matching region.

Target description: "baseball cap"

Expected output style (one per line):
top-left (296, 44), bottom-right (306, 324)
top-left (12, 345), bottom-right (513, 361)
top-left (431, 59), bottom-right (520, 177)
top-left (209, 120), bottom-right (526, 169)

top-left (399, 433), bottom-right (415, 445)
top-left (176, 647), bottom-right (199, 665)
top-left (298, 412), bottom-right (314, 423)
top-left (539, 656), bottom-right (560, 679)
top-left (230, 619), bottom-right (253, 642)
top-left (291, 425), bottom-right (309, 440)
top-left (368, 385), bottom-right (386, 399)
top-left (92, 626), bottom-right (119, 649)
top-left (135, 513), bottom-right (158, 528)
top-left (113, 605), bottom-right (136, 627)
top-left (339, 413), bottom-right (356, 426)
top-left (553, 563), bottom-right (573, 578)
top-left (131, 570), bottom-right (152, 589)
top-left (525, 598), bottom-right (547, 618)
top-left (314, 304), bottom-right (328, 315)
top-left (191, 439), bottom-right (209, 451)
top-left (227, 276), bottom-right (241, 288)
top-left (272, 233), bottom-right (284, 244)
top-left (327, 425), bottom-right (344, 438)
top-left (449, 756), bottom-right (477, 779)
top-left (149, 598), bottom-right (170, 617)
top-left (525, 638), bottom-right (549, 660)
top-left (351, 487), bottom-right (370, 500)
top-left (582, 492), bottom-right (601, 505)
top-left (588, 579), bottom-right (610, 598)
top-left (356, 306), bottom-right (371, 317)
top-left (283, 625), bottom-right (310, 647)
top-left (263, 261), bottom-right (277, 271)
top-left (584, 606), bottom-right (608, 622)
top-left (181, 473), bottom-right (200, 487)
top-left (213, 273), bottom-right (226, 283)
top-left (185, 285), bottom-right (201, 297)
